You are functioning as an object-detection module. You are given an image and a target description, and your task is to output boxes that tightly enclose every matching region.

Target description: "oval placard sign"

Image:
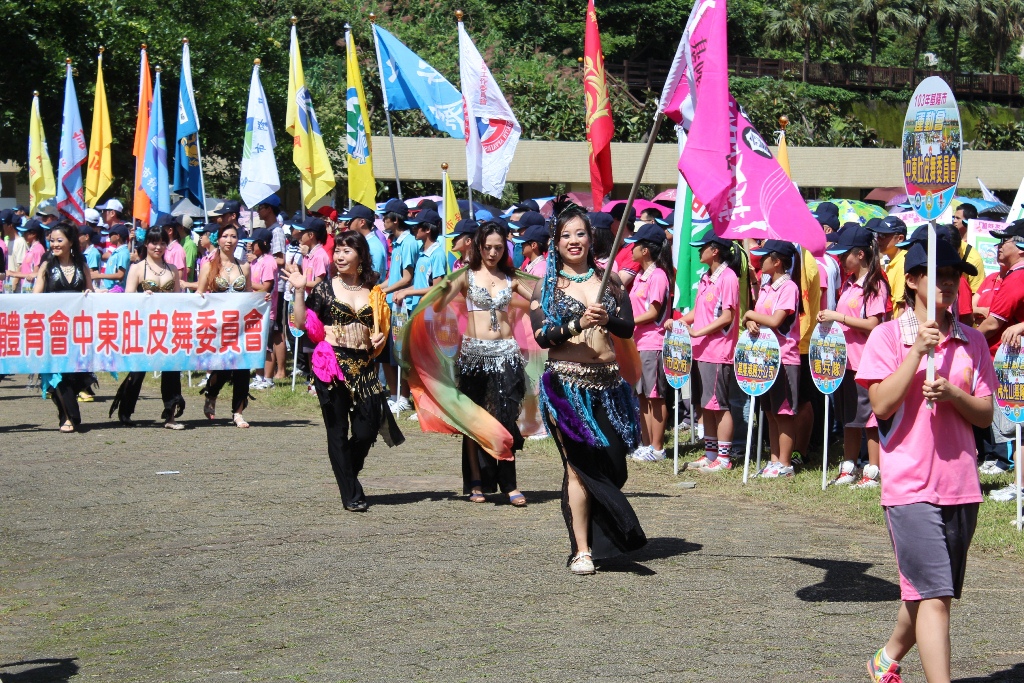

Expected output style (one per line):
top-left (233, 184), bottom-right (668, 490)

top-left (809, 321), bottom-right (847, 395)
top-left (663, 325), bottom-right (692, 390)
top-left (287, 304), bottom-right (304, 339)
top-left (733, 329), bottom-right (781, 397)
top-left (994, 343), bottom-right (1024, 424)
top-left (902, 76), bottom-right (962, 222)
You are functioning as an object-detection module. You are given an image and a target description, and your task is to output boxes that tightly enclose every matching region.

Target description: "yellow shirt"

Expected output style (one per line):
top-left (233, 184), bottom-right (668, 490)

top-left (885, 249), bottom-right (906, 316)
top-left (798, 248), bottom-right (821, 354)
top-left (960, 242), bottom-right (985, 292)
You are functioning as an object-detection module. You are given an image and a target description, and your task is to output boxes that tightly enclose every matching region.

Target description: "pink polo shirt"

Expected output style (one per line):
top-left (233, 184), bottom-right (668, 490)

top-left (164, 239), bottom-right (186, 272)
top-left (303, 244), bottom-right (330, 295)
top-left (753, 274), bottom-right (800, 366)
top-left (692, 263), bottom-right (739, 364)
top-left (629, 266), bottom-right (670, 351)
top-left (857, 314), bottom-right (993, 507)
top-left (250, 253), bottom-right (279, 318)
top-left (21, 241), bottom-right (44, 275)
top-left (835, 275), bottom-right (887, 371)
top-left (523, 256), bottom-right (547, 279)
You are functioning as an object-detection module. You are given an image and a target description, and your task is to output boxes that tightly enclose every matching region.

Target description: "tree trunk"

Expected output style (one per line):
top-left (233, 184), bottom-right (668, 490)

top-left (870, 17), bottom-right (879, 64)
top-left (952, 23), bottom-right (960, 73)
top-left (995, 34), bottom-right (1005, 74)
top-left (803, 37), bottom-right (810, 82)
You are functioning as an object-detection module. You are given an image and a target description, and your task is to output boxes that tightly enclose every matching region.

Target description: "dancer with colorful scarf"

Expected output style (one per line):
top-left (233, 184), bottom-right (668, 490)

top-left (530, 208), bottom-right (647, 575)
top-left (287, 231), bottom-right (404, 512)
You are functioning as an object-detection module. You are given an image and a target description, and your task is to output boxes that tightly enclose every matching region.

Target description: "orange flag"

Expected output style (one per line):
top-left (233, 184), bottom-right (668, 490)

top-left (133, 45), bottom-right (153, 225)
top-left (584, 0), bottom-right (613, 208)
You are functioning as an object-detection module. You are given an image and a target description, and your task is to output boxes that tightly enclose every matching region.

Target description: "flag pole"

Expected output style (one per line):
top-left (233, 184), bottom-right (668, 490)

top-left (597, 112), bottom-right (663, 301)
top-left (442, 162), bottom-right (451, 271)
top-left (369, 14), bottom-right (403, 201)
top-left (455, 10), bottom-right (476, 221)
top-left (183, 39), bottom-right (210, 226)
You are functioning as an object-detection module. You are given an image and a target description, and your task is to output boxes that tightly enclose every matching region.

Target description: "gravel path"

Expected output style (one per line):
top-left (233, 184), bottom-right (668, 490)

top-left (1, 377), bottom-right (1023, 682)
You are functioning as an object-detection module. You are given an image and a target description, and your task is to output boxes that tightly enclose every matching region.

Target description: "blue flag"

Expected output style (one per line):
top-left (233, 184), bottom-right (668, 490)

top-left (172, 42), bottom-right (205, 207)
top-left (141, 70), bottom-right (170, 224)
top-left (56, 63), bottom-right (87, 224)
top-left (371, 24), bottom-right (464, 139)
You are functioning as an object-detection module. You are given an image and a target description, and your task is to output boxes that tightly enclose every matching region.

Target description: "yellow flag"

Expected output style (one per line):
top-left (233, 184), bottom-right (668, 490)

top-left (286, 23), bottom-right (336, 208)
top-left (28, 93), bottom-right (56, 215)
top-left (85, 50), bottom-right (113, 207)
top-left (777, 130), bottom-right (791, 178)
top-left (345, 25), bottom-right (376, 209)
top-left (442, 168), bottom-right (462, 268)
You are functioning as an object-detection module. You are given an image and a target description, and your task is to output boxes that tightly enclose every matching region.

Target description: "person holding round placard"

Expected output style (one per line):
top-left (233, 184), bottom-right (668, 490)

top-left (819, 225), bottom-right (889, 489)
top-left (680, 234), bottom-right (743, 473)
top-left (531, 208), bottom-right (647, 575)
top-left (624, 223), bottom-right (674, 462)
top-left (856, 240), bottom-right (993, 683)
top-left (743, 240), bottom-right (803, 478)
top-left (287, 231), bottom-right (405, 512)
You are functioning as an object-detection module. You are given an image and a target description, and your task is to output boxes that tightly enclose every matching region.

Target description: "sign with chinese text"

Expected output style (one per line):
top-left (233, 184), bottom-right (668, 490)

top-left (663, 326), bottom-right (692, 390)
top-left (966, 219), bottom-right (1006, 276)
top-left (902, 77), bottom-right (961, 221)
top-left (733, 328), bottom-right (781, 397)
top-left (0, 293), bottom-right (270, 374)
top-left (809, 321), bottom-right (847, 394)
top-left (994, 343), bottom-right (1024, 424)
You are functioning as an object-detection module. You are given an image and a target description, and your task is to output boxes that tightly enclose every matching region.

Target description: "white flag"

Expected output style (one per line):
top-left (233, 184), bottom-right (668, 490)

top-left (976, 177), bottom-right (1000, 204)
top-left (458, 21), bottom-right (520, 198)
top-left (239, 63), bottom-right (280, 208)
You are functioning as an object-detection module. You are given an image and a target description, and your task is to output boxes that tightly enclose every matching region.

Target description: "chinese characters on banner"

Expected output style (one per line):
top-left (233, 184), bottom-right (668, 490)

top-left (0, 293), bottom-right (271, 374)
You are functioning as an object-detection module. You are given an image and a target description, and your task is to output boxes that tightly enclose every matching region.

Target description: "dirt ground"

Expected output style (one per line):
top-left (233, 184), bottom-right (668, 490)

top-left (1, 376), bottom-right (1023, 682)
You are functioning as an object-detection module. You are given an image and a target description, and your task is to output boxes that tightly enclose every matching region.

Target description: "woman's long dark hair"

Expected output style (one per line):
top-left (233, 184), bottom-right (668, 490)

top-left (636, 239), bottom-right (676, 310)
top-left (334, 230), bottom-right (379, 287)
top-left (207, 225), bottom-right (239, 283)
top-left (44, 222), bottom-right (85, 270)
top-left (853, 242), bottom-right (886, 302)
top-left (593, 228), bottom-right (615, 263)
top-left (768, 248), bottom-right (803, 315)
top-left (468, 221), bottom-right (515, 277)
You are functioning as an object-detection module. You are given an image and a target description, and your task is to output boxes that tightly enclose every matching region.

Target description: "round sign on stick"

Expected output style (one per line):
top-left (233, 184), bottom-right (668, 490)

top-left (808, 322), bottom-right (847, 395)
top-left (392, 307), bottom-right (409, 358)
top-left (424, 305), bottom-right (461, 359)
top-left (663, 326), bottom-right (692, 391)
top-left (902, 77), bottom-right (962, 221)
top-left (287, 304), bottom-right (304, 339)
top-left (994, 344), bottom-right (1024, 424)
top-left (733, 329), bottom-right (781, 397)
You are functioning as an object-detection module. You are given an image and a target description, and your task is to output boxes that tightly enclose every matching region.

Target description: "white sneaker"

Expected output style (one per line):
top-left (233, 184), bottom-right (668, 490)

top-left (197, 374), bottom-right (209, 389)
top-left (852, 464), bottom-right (881, 489)
top-left (250, 377), bottom-right (266, 389)
top-left (979, 461), bottom-right (1010, 475)
top-left (833, 460), bottom-right (858, 486)
top-left (629, 446), bottom-right (654, 462)
top-left (391, 396), bottom-right (412, 413)
top-left (407, 411), bottom-right (419, 421)
top-left (648, 449), bottom-right (667, 461)
top-left (990, 484), bottom-right (1022, 502)
top-left (755, 461), bottom-right (781, 477)
top-left (569, 551), bottom-right (595, 575)
top-left (527, 433), bottom-right (549, 440)
top-left (762, 464), bottom-right (794, 478)
top-left (686, 456), bottom-right (713, 471)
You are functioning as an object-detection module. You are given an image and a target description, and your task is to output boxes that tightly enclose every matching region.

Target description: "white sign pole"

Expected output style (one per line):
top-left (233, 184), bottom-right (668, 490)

top-left (673, 388), bottom-right (680, 475)
top-left (742, 397), bottom-right (756, 485)
top-left (1017, 424), bottom-right (1022, 531)
top-left (822, 399), bottom-right (830, 491)
top-left (755, 403), bottom-right (765, 474)
top-left (291, 341), bottom-right (300, 392)
top-left (926, 221), bottom-right (937, 409)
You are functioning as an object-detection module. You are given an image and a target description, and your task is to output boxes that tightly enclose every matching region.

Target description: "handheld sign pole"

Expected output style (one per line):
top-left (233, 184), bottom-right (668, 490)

top-left (674, 388), bottom-right (680, 475)
top-left (810, 321), bottom-right (848, 489)
top-left (742, 399), bottom-right (757, 484)
top-left (597, 113), bottom-right (664, 301)
top-left (926, 220), bottom-right (937, 408)
top-left (1017, 424), bottom-right (1022, 530)
top-left (689, 388), bottom-right (696, 444)
top-left (822, 399), bottom-right (830, 490)
top-left (291, 338), bottom-right (300, 391)
top-left (735, 329), bottom-right (781, 485)
top-left (755, 404), bottom-right (765, 474)
top-left (663, 326), bottom-right (692, 475)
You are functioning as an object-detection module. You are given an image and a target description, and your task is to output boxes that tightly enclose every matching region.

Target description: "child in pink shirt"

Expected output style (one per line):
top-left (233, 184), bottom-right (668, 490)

top-left (625, 224), bottom-right (674, 461)
top-left (856, 240), bottom-right (994, 683)
top-left (248, 228), bottom-right (280, 389)
top-left (744, 240), bottom-right (802, 478)
top-left (681, 234), bottom-right (743, 472)
top-left (820, 225), bottom-right (889, 489)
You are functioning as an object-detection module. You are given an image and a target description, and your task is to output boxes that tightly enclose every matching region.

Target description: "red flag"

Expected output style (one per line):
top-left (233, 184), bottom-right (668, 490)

top-left (584, 0), bottom-right (613, 208)
top-left (133, 45), bottom-right (153, 225)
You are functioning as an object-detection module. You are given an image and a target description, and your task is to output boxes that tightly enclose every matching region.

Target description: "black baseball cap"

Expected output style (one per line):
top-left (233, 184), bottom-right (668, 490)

top-left (378, 198), bottom-right (409, 218)
top-left (812, 201), bottom-right (839, 219)
top-left (415, 198), bottom-right (438, 212)
top-left (0, 209), bottom-right (14, 225)
top-left (903, 240), bottom-right (978, 276)
top-left (826, 224), bottom-right (875, 254)
top-left (509, 210), bottom-right (545, 230)
top-left (609, 203), bottom-right (636, 225)
top-left (625, 223), bottom-right (667, 245)
top-left (654, 211), bottom-right (675, 227)
top-left (869, 215), bottom-right (908, 236)
top-left (690, 232), bottom-right (733, 251)
top-left (751, 239), bottom-right (798, 258)
top-left (510, 199), bottom-right (540, 214)
top-left (249, 227), bottom-right (273, 243)
top-left (990, 219), bottom-right (1024, 240)
top-left (447, 218), bottom-right (479, 238)
top-left (208, 199), bottom-right (241, 217)
top-left (405, 209), bottom-right (441, 227)
top-left (338, 204), bottom-right (376, 223)
top-left (153, 212), bottom-right (181, 228)
top-left (897, 224), bottom-right (954, 248)
top-left (513, 224), bottom-right (550, 245)
top-left (108, 223), bottom-right (130, 240)
top-left (588, 212), bottom-right (613, 231)
top-left (301, 216), bottom-right (327, 242)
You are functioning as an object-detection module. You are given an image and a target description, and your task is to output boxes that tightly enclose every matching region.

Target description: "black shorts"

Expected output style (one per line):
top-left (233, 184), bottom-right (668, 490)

top-left (885, 502), bottom-right (978, 601)
top-left (834, 372), bottom-right (873, 429)
top-left (766, 364), bottom-right (799, 416)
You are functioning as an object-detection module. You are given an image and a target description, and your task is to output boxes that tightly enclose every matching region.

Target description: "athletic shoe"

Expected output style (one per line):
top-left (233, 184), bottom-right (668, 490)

top-left (648, 449), bottom-right (667, 461)
top-left (791, 450), bottom-right (804, 467)
top-left (686, 456), bottom-right (713, 471)
top-left (755, 461), bottom-right (780, 477)
top-left (391, 396), bottom-right (412, 413)
top-left (700, 457), bottom-right (733, 473)
top-left (306, 383), bottom-right (317, 398)
top-left (197, 374), bottom-right (209, 389)
top-left (629, 446), bottom-right (654, 462)
top-left (407, 412), bottom-right (419, 422)
top-left (569, 551), bottom-right (595, 575)
top-left (867, 648), bottom-right (903, 683)
top-left (76, 391), bottom-right (94, 403)
top-left (761, 464), bottom-right (794, 478)
top-left (527, 433), bottom-right (549, 440)
top-left (990, 484), bottom-right (1022, 502)
top-left (833, 460), bottom-right (859, 486)
top-left (250, 377), bottom-right (266, 389)
top-left (853, 464), bottom-right (881, 489)
top-left (980, 461), bottom-right (1010, 475)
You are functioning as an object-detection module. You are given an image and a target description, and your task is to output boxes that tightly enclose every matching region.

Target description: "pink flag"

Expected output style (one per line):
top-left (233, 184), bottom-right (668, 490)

top-left (673, 0), bottom-right (826, 255)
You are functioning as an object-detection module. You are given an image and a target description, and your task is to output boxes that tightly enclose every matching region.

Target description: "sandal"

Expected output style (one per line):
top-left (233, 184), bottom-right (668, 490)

top-left (164, 421), bottom-right (185, 430)
top-left (468, 479), bottom-right (486, 503)
top-left (569, 550), bottom-right (595, 575)
top-left (203, 397), bottom-right (216, 420)
top-left (507, 492), bottom-right (527, 507)
top-left (59, 420), bottom-right (75, 433)
top-left (232, 413), bottom-right (250, 429)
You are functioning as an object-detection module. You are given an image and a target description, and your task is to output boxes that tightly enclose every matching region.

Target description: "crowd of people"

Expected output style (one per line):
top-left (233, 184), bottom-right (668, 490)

top-left (5, 189), bottom-right (1024, 682)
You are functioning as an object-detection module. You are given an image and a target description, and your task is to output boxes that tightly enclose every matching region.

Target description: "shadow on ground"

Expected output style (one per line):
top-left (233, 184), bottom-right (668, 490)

top-left (0, 658), bottom-right (79, 682)
top-left (787, 557), bottom-right (901, 602)
top-left (955, 663), bottom-right (1024, 681)
top-left (594, 537), bottom-right (703, 575)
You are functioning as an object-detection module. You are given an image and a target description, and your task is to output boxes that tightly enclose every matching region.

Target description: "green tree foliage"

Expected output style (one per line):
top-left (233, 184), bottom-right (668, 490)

top-left (764, 0), bottom-right (850, 81)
